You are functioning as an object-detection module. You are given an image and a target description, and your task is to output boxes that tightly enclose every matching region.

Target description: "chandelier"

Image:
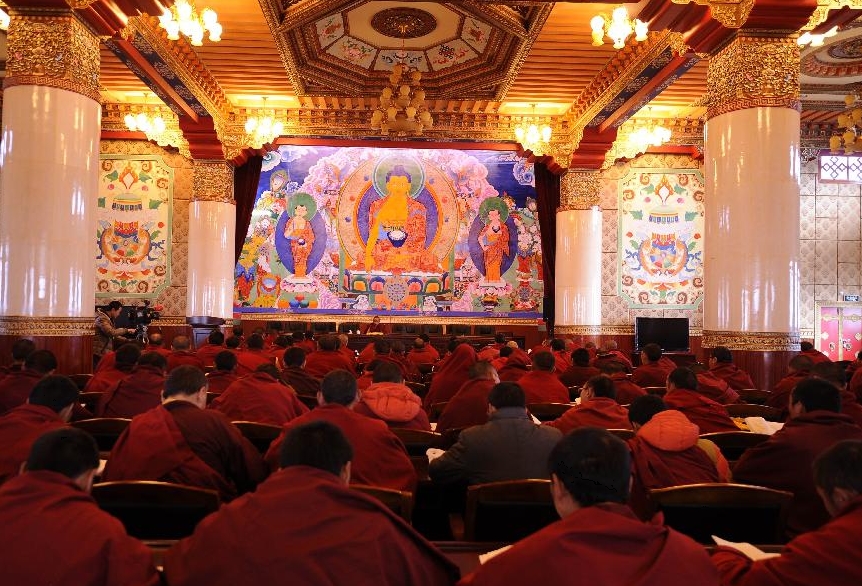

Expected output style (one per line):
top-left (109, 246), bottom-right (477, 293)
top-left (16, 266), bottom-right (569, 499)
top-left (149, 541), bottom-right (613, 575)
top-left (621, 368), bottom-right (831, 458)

top-left (158, 0), bottom-right (222, 46)
top-left (124, 109), bottom-right (166, 140)
top-left (798, 26), bottom-right (837, 48)
top-left (244, 97), bottom-right (285, 149)
top-left (628, 124), bottom-right (672, 151)
top-left (513, 104), bottom-right (552, 155)
top-left (830, 93), bottom-right (862, 154)
top-left (591, 6), bottom-right (648, 49)
top-left (0, 8), bottom-right (9, 31)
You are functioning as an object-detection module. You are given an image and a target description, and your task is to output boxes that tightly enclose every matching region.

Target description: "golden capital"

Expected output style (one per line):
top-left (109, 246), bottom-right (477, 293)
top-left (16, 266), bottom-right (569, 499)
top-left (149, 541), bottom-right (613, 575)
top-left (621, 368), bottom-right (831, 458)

top-left (702, 329), bottom-right (801, 352)
top-left (670, 0), bottom-right (755, 28)
top-left (4, 12), bottom-right (100, 102)
top-left (192, 160), bottom-right (235, 203)
top-left (559, 171), bottom-right (601, 211)
top-left (0, 316), bottom-right (93, 337)
top-left (706, 32), bottom-right (800, 120)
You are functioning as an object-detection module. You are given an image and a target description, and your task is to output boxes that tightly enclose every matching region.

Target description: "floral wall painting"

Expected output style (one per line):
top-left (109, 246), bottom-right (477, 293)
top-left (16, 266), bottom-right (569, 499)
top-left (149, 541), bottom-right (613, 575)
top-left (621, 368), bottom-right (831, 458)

top-left (96, 155), bottom-right (172, 298)
top-left (618, 169), bottom-right (704, 309)
top-left (235, 146), bottom-right (543, 319)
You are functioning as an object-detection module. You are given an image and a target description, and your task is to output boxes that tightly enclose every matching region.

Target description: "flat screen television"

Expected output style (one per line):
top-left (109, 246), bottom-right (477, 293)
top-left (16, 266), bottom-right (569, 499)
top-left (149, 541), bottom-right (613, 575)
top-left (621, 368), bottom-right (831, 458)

top-left (634, 317), bottom-right (690, 352)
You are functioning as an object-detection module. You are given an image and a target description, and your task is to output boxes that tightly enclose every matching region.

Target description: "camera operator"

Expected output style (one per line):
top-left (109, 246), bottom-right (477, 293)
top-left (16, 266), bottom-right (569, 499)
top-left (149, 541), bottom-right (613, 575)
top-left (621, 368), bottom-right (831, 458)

top-left (94, 301), bottom-right (135, 370)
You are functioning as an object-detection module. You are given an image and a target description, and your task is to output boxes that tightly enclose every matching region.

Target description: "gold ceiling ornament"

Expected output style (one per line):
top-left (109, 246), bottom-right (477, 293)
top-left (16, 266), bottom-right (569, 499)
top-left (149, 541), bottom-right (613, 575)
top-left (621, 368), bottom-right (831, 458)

top-left (559, 171), bottom-right (601, 211)
top-left (804, 1), bottom-right (862, 31)
top-left (830, 92), bottom-right (862, 154)
top-left (590, 6), bottom-right (649, 50)
top-left (192, 160), bottom-right (235, 203)
top-left (670, 0), bottom-right (754, 29)
top-left (244, 97), bottom-right (285, 149)
top-left (513, 104), bottom-right (553, 155)
top-left (158, 0), bottom-right (222, 46)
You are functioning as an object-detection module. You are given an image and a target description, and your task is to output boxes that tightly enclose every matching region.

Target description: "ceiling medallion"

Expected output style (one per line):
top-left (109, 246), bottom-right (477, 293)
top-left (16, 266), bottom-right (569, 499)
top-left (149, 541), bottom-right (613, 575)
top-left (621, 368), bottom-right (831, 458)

top-left (371, 8), bottom-right (437, 39)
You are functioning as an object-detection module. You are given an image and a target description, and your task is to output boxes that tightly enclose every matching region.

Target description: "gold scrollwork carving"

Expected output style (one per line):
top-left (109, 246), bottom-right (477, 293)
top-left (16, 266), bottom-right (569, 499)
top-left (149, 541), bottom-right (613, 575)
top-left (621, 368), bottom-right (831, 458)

top-left (705, 32), bottom-right (800, 120)
top-left (804, 1), bottom-right (862, 30)
top-left (670, 0), bottom-right (755, 28)
top-left (4, 13), bottom-right (100, 102)
top-left (193, 160), bottom-right (234, 203)
top-left (65, 0), bottom-right (100, 8)
top-left (701, 330), bottom-right (801, 352)
top-left (559, 172), bottom-right (601, 211)
top-left (555, 325), bottom-right (604, 336)
top-left (0, 316), bottom-right (93, 337)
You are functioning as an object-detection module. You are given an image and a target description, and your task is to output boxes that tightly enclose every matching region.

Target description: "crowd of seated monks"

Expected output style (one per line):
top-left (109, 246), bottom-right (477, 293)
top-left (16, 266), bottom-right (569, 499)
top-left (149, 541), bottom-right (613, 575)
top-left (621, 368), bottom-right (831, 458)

top-left (3, 330), bottom-right (862, 584)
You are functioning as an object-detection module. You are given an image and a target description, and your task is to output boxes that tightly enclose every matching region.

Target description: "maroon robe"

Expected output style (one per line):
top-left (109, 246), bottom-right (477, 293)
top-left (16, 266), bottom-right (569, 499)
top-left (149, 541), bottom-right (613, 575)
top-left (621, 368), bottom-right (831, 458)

top-left (592, 350), bottom-right (634, 371)
top-left (710, 362), bottom-right (756, 390)
top-left (733, 410), bottom-right (862, 537)
top-left (0, 369), bottom-right (43, 414)
top-left (609, 373), bottom-right (647, 405)
top-left (559, 365), bottom-right (600, 388)
top-left (103, 402), bottom-right (267, 501)
top-left (353, 382), bottom-right (431, 431)
top-left (167, 350), bottom-right (205, 372)
top-left (663, 389), bottom-right (739, 433)
top-left (205, 370), bottom-right (239, 395)
top-left (408, 346), bottom-right (439, 365)
top-left (209, 372), bottom-right (309, 426)
top-left (96, 364), bottom-right (165, 419)
top-left (477, 343), bottom-right (502, 362)
top-left (234, 349), bottom-right (273, 376)
top-left (424, 345), bottom-right (477, 409)
top-left (338, 346), bottom-right (358, 370)
top-left (712, 496), bottom-right (862, 586)
top-left (801, 348), bottom-right (831, 365)
top-left (196, 343), bottom-right (225, 367)
top-left (552, 350), bottom-right (573, 375)
top-left (281, 366), bottom-right (320, 397)
top-left (163, 466), bottom-right (458, 586)
top-left (304, 349), bottom-right (356, 379)
top-left (459, 502), bottom-right (718, 586)
top-left (265, 404), bottom-right (417, 492)
top-left (436, 379), bottom-right (495, 433)
top-left (298, 340), bottom-right (317, 355)
top-left (517, 370), bottom-right (570, 404)
top-left (0, 471), bottom-right (160, 586)
top-left (497, 354), bottom-right (531, 383)
top-left (358, 342), bottom-right (376, 364)
top-left (696, 371), bottom-right (741, 405)
top-left (83, 365), bottom-right (131, 394)
top-left (545, 398), bottom-right (632, 435)
top-left (840, 389), bottom-right (862, 427)
top-left (848, 366), bottom-right (862, 402)
top-left (632, 362), bottom-right (674, 388)
top-left (767, 371), bottom-right (810, 419)
top-left (0, 404), bottom-right (66, 485)
top-left (144, 345), bottom-right (172, 358)
top-left (94, 350), bottom-right (116, 373)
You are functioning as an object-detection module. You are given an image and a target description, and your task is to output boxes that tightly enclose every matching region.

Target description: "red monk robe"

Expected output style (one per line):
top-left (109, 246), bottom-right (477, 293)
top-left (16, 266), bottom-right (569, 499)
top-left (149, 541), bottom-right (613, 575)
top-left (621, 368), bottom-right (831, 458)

top-left (0, 404), bottom-right (66, 485)
top-left (83, 364), bottom-right (132, 394)
top-left (710, 362), bottom-right (756, 391)
top-left (477, 343), bottom-right (503, 362)
top-left (545, 398), bottom-right (632, 435)
top-left (767, 371), bottom-right (810, 419)
top-left (436, 378), bottom-right (495, 433)
top-left (663, 389), bottom-right (739, 433)
top-left (353, 381), bottom-right (431, 431)
top-left (553, 349), bottom-right (573, 375)
top-left (0, 369), bottom-right (43, 414)
top-left (204, 370), bottom-right (239, 395)
top-left (840, 389), bottom-right (862, 427)
top-left (848, 366), bottom-right (862, 402)
top-left (305, 349), bottom-right (356, 379)
top-left (357, 369), bottom-right (374, 391)
top-left (559, 365), bottom-right (600, 388)
top-left (408, 345), bottom-right (439, 366)
top-left (712, 496), bottom-right (862, 586)
top-left (732, 411), bottom-right (862, 537)
top-left (608, 373), bottom-right (647, 405)
top-left (166, 350), bottom-right (205, 372)
top-left (195, 343), bottom-right (224, 368)
top-left (280, 366), bottom-right (320, 397)
top-left (517, 370), bottom-right (570, 404)
top-left (95, 364), bottom-right (165, 418)
top-left (497, 353), bottom-right (531, 382)
top-left (234, 348), bottom-right (273, 376)
top-left (0, 470), bottom-right (160, 586)
top-left (696, 371), bottom-right (741, 405)
top-left (627, 410), bottom-right (725, 520)
top-left (458, 502), bottom-right (719, 586)
top-left (210, 371), bottom-right (309, 426)
top-left (632, 362), bottom-right (674, 388)
top-left (163, 466), bottom-right (459, 586)
top-left (338, 345), bottom-right (357, 370)
top-left (801, 347), bottom-right (831, 365)
top-left (265, 404), bottom-right (417, 492)
top-left (104, 402), bottom-right (267, 501)
top-left (424, 345), bottom-right (477, 409)
top-left (358, 341), bottom-right (376, 364)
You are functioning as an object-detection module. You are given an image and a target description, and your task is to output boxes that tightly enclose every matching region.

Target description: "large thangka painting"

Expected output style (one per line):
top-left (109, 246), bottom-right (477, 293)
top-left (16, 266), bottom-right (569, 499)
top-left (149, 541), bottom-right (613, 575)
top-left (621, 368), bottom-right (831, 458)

top-left (96, 156), bottom-right (173, 298)
top-left (234, 146), bottom-right (543, 318)
top-left (618, 169), bottom-right (704, 309)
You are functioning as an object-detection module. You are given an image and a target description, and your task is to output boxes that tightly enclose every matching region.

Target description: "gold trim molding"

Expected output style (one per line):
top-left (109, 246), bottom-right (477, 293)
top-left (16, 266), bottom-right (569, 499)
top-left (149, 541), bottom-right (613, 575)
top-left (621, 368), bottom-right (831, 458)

top-left (670, 0), bottom-right (755, 28)
top-left (706, 32), bottom-right (800, 120)
top-left (4, 12), bottom-right (100, 103)
top-left (804, 1), bottom-right (862, 30)
top-left (192, 160), bottom-right (234, 203)
top-left (559, 171), bottom-right (600, 211)
top-left (702, 330), bottom-right (801, 351)
top-left (555, 325), bottom-right (604, 336)
top-left (240, 314), bottom-right (539, 327)
top-left (0, 316), bottom-right (93, 337)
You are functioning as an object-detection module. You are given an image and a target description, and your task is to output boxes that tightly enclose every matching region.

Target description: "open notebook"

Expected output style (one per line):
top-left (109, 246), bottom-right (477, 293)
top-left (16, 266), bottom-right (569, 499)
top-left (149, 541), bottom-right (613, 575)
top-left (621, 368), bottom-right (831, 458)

top-left (712, 536), bottom-right (781, 561)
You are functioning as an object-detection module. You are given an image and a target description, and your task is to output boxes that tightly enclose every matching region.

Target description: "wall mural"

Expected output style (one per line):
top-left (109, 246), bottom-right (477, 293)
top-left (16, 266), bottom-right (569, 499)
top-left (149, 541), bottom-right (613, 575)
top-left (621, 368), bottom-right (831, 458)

top-left (96, 155), bottom-right (173, 298)
top-left (618, 169), bottom-right (704, 309)
top-left (234, 146), bottom-right (543, 319)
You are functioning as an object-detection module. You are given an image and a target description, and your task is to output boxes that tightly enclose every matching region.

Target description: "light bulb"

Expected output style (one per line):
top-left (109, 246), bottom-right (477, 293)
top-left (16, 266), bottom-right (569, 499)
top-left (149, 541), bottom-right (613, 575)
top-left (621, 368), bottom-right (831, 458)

top-left (245, 118), bottom-right (258, 133)
top-left (273, 121), bottom-right (284, 136)
top-left (541, 125), bottom-right (552, 143)
top-left (634, 19), bottom-right (648, 42)
top-left (514, 126), bottom-right (525, 142)
top-left (201, 8), bottom-right (218, 27)
top-left (590, 15), bottom-right (605, 33)
top-left (176, 0), bottom-right (193, 21)
top-left (124, 113), bottom-right (138, 131)
top-left (208, 22), bottom-right (222, 42)
top-left (153, 116), bottom-right (166, 134)
top-left (165, 21), bottom-right (180, 41)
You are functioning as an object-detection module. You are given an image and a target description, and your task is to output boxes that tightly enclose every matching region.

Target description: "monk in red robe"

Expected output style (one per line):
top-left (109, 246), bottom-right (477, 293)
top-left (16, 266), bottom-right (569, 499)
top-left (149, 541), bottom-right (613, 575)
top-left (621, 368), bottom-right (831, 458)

top-left (280, 347), bottom-right (321, 397)
top-left (477, 333), bottom-right (507, 362)
top-left (800, 341), bottom-right (831, 365)
top-left (408, 337), bottom-right (440, 366)
top-left (360, 315), bottom-right (391, 334)
top-left (458, 428), bottom-right (719, 586)
top-left (689, 363), bottom-right (741, 405)
top-left (424, 344), bottom-right (478, 409)
top-left (437, 361), bottom-right (498, 433)
top-left (598, 360), bottom-right (647, 405)
top-left (497, 349), bottom-right (531, 382)
top-left (811, 362), bottom-right (862, 428)
top-left (518, 351), bottom-right (570, 404)
top-left (0, 375), bottom-right (77, 485)
top-left (0, 338), bottom-right (35, 378)
top-left (390, 340), bottom-right (421, 381)
top-left (626, 395), bottom-right (728, 520)
top-left (632, 343), bottom-right (675, 387)
top-left (768, 355), bottom-right (813, 419)
top-left (85, 343), bottom-right (139, 393)
top-left (234, 334), bottom-right (274, 376)
top-left (205, 350), bottom-right (240, 395)
top-left (96, 352), bottom-right (166, 418)
top-left (708, 346), bottom-right (756, 390)
top-left (592, 341), bottom-right (634, 371)
top-left (164, 420), bottom-right (458, 586)
top-left (559, 348), bottom-right (600, 388)
top-left (265, 370), bottom-right (417, 492)
top-left (337, 333), bottom-right (357, 369)
top-left (210, 365), bottom-right (309, 426)
top-left (304, 334), bottom-right (356, 378)
top-left (663, 368), bottom-right (739, 433)
top-left (733, 378), bottom-right (862, 538)
top-left (546, 375), bottom-right (631, 434)
top-left (0, 427), bottom-right (160, 585)
top-left (845, 356), bottom-right (862, 402)
top-left (166, 335), bottom-right (205, 372)
top-left (0, 350), bottom-right (57, 414)
top-left (103, 366), bottom-right (267, 501)
top-left (357, 340), bottom-right (376, 364)
top-left (550, 339), bottom-right (573, 375)
top-left (353, 361), bottom-right (430, 431)
top-left (143, 332), bottom-right (172, 359)
top-left (713, 439), bottom-right (862, 586)
top-left (195, 330), bottom-right (225, 368)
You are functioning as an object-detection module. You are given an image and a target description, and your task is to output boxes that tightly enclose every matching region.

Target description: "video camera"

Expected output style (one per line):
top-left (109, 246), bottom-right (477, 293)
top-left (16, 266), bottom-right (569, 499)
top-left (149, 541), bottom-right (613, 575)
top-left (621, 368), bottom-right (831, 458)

top-left (129, 300), bottom-right (161, 337)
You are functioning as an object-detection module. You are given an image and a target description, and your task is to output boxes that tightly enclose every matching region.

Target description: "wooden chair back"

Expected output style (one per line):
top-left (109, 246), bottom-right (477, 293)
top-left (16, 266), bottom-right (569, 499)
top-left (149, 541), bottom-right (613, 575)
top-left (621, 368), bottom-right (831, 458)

top-left (700, 431), bottom-right (771, 462)
top-left (567, 386), bottom-right (580, 402)
top-left (429, 401), bottom-right (448, 423)
top-left (69, 373), bottom-right (93, 391)
top-left (78, 392), bottom-right (103, 414)
top-left (644, 386), bottom-right (667, 396)
top-left (606, 428), bottom-right (635, 441)
top-left (296, 393), bottom-right (318, 410)
top-left (71, 418), bottom-right (131, 452)
top-left (649, 483), bottom-right (793, 544)
top-left (391, 428), bottom-right (443, 457)
top-left (738, 388), bottom-right (770, 405)
top-left (232, 421), bottom-right (283, 454)
top-left (92, 480), bottom-right (220, 539)
top-left (352, 484), bottom-right (414, 524)
top-left (205, 392), bottom-right (218, 406)
top-left (464, 479), bottom-right (557, 542)
top-left (527, 403), bottom-right (572, 422)
top-left (405, 381), bottom-right (428, 398)
top-left (439, 426), bottom-right (467, 449)
top-left (726, 403), bottom-right (783, 422)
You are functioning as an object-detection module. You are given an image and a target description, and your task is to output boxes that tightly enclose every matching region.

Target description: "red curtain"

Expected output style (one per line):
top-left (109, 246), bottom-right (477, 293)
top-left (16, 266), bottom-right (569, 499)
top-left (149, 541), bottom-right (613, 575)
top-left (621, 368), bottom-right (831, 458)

top-left (534, 160), bottom-right (561, 334)
top-left (234, 155), bottom-right (263, 263)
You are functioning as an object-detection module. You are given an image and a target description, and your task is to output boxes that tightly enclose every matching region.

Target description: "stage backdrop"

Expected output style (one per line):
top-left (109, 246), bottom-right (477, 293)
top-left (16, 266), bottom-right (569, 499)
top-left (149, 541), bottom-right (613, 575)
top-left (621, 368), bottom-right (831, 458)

top-left (234, 146), bottom-right (543, 319)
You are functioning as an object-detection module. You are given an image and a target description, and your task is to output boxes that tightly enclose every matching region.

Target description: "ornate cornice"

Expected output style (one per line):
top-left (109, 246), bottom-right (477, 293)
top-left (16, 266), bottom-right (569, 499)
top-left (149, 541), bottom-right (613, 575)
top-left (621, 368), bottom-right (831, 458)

top-left (670, 0), bottom-right (755, 28)
top-left (0, 316), bottom-right (93, 337)
top-left (803, 1), bottom-right (862, 30)
top-left (705, 32), bottom-right (800, 120)
top-left (192, 160), bottom-right (234, 203)
top-left (243, 313), bottom-right (538, 326)
top-left (559, 171), bottom-right (600, 211)
top-left (4, 11), bottom-right (100, 102)
top-left (702, 329), bottom-right (801, 351)
top-left (555, 325), bottom-right (604, 336)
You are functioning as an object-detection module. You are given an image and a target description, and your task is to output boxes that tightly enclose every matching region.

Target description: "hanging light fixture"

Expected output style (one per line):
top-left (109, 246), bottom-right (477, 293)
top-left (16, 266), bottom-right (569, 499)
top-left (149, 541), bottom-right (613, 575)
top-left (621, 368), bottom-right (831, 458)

top-left (590, 6), bottom-right (649, 50)
top-left (513, 104), bottom-right (552, 155)
top-left (831, 92), bottom-right (862, 154)
top-left (158, 0), bottom-right (222, 46)
top-left (124, 96), bottom-right (167, 141)
top-left (244, 97), bottom-right (285, 149)
top-left (798, 26), bottom-right (838, 48)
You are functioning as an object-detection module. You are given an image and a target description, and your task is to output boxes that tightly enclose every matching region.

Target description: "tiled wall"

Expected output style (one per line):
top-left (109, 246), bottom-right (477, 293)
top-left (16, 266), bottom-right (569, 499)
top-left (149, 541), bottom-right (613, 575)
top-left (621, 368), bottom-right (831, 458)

top-left (99, 141), bottom-right (193, 319)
